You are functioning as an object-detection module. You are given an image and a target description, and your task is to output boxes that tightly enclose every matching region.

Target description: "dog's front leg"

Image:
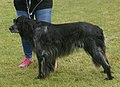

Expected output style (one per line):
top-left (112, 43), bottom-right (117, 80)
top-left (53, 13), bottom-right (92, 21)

top-left (36, 51), bottom-right (51, 79)
top-left (36, 51), bottom-right (45, 79)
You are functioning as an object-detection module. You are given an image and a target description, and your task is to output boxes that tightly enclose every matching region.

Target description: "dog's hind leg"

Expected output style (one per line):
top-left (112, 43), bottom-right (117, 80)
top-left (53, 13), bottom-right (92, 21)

top-left (94, 48), bottom-right (114, 80)
top-left (83, 38), bottom-right (113, 80)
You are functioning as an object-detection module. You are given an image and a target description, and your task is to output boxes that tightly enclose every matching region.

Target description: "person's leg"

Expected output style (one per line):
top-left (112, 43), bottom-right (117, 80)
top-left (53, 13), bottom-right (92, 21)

top-left (16, 11), bottom-right (33, 68)
top-left (35, 8), bottom-right (52, 22)
top-left (34, 8), bottom-right (57, 70)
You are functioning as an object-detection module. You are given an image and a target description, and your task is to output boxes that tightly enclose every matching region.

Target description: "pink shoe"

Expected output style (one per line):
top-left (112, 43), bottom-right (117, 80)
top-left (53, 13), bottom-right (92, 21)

top-left (19, 57), bottom-right (33, 68)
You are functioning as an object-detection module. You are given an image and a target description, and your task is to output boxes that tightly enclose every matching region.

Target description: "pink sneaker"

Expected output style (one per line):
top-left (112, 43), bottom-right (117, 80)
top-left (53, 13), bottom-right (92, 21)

top-left (19, 57), bottom-right (33, 68)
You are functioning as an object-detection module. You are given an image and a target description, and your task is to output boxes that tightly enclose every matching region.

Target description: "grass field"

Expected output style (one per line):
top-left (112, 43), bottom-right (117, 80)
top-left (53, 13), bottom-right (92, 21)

top-left (0, 0), bottom-right (120, 87)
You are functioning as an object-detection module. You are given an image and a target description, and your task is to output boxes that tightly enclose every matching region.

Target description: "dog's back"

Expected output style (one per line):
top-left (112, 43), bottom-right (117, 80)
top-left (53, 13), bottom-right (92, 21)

top-left (39, 21), bottom-right (103, 38)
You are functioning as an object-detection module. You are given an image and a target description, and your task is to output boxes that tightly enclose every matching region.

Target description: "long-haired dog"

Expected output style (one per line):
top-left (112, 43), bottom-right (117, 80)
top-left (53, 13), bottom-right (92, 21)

top-left (9, 16), bottom-right (113, 80)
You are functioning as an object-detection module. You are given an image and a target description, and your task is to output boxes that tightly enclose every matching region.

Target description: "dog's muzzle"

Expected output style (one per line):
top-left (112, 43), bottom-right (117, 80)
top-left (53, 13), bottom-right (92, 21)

top-left (9, 25), bottom-right (19, 33)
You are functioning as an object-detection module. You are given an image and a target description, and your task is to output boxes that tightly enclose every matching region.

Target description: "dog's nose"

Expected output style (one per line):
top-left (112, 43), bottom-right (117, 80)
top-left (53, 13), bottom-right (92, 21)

top-left (9, 26), bottom-right (15, 33)
top-left (9, 26), bottom-right (13, 30)
top-left (9, 26), bottom-right (14, 31)
top-left (9, 26), bottom-right (19, 33)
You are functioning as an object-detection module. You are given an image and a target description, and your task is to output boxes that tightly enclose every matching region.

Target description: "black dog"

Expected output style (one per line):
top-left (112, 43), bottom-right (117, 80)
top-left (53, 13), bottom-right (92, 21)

top-left (9, 16), bottom-right (113, 80)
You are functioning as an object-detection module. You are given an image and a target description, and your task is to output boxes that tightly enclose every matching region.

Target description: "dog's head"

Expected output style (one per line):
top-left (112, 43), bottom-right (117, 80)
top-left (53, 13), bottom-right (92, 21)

top-left (9, 16), bottom-right (28, 33)
top-left (9, 16), bottom-right (36, 40)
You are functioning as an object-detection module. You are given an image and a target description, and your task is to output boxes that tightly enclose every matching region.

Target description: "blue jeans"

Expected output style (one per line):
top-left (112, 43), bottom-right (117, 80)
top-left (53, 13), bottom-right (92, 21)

top-left (16, 8), bottom-right (52, 58)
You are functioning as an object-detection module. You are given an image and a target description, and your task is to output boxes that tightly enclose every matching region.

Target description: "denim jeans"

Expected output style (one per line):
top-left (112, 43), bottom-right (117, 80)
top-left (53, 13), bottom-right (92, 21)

top-left (16, 8), bottom-right (52, 58)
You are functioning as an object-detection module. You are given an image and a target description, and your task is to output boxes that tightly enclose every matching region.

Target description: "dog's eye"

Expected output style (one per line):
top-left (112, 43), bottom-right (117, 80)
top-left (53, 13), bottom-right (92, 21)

top-left (13, 19), bottom-right (16, 23)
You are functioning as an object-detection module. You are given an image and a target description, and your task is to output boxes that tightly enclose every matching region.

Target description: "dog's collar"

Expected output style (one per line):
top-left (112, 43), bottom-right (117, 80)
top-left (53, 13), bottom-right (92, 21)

top-left (35, 26), bottom-right (48, 33)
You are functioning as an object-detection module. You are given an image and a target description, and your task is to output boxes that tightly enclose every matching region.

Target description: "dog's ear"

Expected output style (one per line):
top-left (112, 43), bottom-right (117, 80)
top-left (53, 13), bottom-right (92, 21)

top-left (23, 19), bottom-right (35, 31)
top-left (23, 18), bottom-right (35, 25)
top-left (23, 19), bottom-right (30, 23)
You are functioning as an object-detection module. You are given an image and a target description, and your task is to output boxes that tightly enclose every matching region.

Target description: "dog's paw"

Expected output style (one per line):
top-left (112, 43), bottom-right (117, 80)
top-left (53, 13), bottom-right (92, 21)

top-left (104, 76), bottom-right (114, 80)
top-left (35, 73), bottom-right (45, 79)
top-left (101, 71), bottom-right (106, 73)
top-left (34, 76), bottom-right (41, 79)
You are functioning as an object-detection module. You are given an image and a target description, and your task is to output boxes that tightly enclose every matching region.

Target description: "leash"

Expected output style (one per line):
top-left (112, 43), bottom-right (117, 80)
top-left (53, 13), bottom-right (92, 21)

top-left (25, 0), bottom-right (43, 60)
top-left (26, 0), bottom-right (43, 19)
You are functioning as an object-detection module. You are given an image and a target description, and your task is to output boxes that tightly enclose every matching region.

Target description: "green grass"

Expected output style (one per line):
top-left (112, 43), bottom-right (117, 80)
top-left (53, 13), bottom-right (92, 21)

top-left (0, 0), bottom-right (120, 87)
